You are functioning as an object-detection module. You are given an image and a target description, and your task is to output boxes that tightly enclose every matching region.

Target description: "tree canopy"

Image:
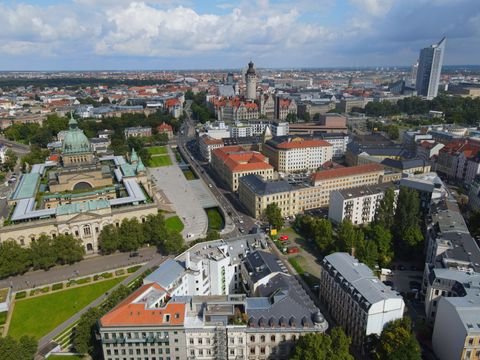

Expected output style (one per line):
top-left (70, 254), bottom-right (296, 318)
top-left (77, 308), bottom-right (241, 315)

top-left (373, 318), bottom-right (422, 360)
top-left (291, 328), bottom-right (353, 360)
top-left (264, 203), bottom-right (283, 231)
top-left (0, 336), bottom-right (37, 360)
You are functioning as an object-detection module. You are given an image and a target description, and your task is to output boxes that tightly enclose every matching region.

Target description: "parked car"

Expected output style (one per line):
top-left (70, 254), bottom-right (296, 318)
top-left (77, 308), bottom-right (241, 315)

top-left (287, 246), bottom-right (299, 254)
top-left (279, 235), bottom-right (289, 241)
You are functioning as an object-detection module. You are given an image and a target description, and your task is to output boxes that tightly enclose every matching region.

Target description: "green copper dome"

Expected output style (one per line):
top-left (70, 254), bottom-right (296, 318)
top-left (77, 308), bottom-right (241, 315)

top-left (62, 113), bottom-right (91, 154)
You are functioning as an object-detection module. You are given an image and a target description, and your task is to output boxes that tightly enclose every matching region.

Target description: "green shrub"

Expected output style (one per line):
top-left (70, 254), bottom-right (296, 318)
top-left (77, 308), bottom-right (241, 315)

top-left (52, 283), bottom-right (63, 291)
top-left (101, 272), bottom-right (113, 279)
top-left (15, 291), bottom-right (26, 300)
top-left (76, 277), bottom-right (91, 285)
top-left (41, 287), bottom-right (49, 293)
top-left (115, 269), bottom-right (125, 276)
top-left (127, 265), bottom-right (142, 273)
top-left (0, 311), bottom-right (7, 325)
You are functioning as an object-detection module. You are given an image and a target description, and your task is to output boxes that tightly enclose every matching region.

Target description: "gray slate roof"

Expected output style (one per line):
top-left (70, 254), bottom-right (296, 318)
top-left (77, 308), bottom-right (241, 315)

top-left (239, 174), bottom-right (293, 196)
top-left (144, 259), bottom-right (185, 289)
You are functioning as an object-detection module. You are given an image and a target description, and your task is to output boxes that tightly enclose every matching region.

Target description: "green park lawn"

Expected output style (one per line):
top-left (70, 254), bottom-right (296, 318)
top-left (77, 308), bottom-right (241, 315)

top-left (147, 155), bottom-right (172, 167)
top-left (206, 207), bottom-right (224, 231)
top-left (147, 146), bottom-right (168, 155)
top-left (9, 277), bottom-right (125, 340)
top-left (165, 216), bottom-right (184, 232)
top-left (182, 169), bottom-right (197, 180)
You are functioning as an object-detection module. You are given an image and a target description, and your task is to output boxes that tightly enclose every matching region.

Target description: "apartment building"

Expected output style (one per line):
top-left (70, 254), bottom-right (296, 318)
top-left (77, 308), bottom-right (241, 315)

top-left (275, 98), bottom-right (297, 120)
top-left (328, 182), bottom-right (399, 225)
top-left (199, 135), bottom-right (224, 162)
top-left (316, 132), bottom-right (350, 158)
top-left (211, 146), bottom-right (274, 192)
top-left (270, 122), bottom-right (289, 137)
top-left (380, 158), bottom-right (431, 175)
top-left (319, 253), bottom-right (405, 347)
top-left (238, 164), bottom-right (385, 219)
top-left (262, 137), bottom-right (333, 173)
top-left (98, 237), bottom-right (328, 360)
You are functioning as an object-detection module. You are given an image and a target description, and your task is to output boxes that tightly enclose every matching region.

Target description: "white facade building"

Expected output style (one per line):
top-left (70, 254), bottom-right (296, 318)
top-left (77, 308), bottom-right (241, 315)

top-left (328, 183), bottom-right (398, 225)
top-left (270, 122), bottom-right (289, 137)
top-left (320, 253), bottom-right (405, 347)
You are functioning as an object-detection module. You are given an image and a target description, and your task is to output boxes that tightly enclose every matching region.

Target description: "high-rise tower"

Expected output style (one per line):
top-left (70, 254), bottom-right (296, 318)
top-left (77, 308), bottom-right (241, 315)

top-left (415, 37), bottom-right (446, 100)
top-left (245, 61), bottom-right (257, 100)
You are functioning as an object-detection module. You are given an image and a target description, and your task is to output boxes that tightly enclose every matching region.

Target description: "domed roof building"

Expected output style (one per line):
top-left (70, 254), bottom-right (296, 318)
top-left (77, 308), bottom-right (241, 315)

top-left (61, 114), bottom-right (94, 167)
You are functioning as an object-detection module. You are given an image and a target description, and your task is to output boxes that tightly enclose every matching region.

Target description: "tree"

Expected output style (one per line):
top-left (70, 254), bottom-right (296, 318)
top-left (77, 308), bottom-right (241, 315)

top-left (375, 318), bottom-right (421, 360)
top-left (3, 149), bottom-right (18, 171)
top-left (468, 210), bottom-right (480, 238)
top-left (118, 218), bottom-right (144, 252)
top-left (374, 187), bottom-right (396, 230)
top-left (163, 230), bottom-right (185, 254)
top-left (73, 307), bottom-right (103, 356)
top-left (367, 224), bottom-right (394, 267)
top-left (0, 241), bottom-right (31, 278)
top-left (98, 224), bottom-right (119, 254)
top-left (291, 328), bottom-right (353, 360)
top-left (30, 235), bottom-right (57, 270)
top-left (387, 125), bottom-right (400, 140)
top-left (143, 214), bottom-right (167, 246)
top-left (0, 336), bottom-right (37, 360)
top-left (337, 219), bottom-right (357, 253)
top-left (286, 113), bottom-right (297, 123)
top-left (264, 203), bottom-right (283, 231)
top-left (53, 234), bottom-right (85, 265)
top-left (313, 219), bottom-right (334, 253)
top-left (393, 187), bottom-right (423, 254)
top-left (356, 238), bottom-right (379, 269)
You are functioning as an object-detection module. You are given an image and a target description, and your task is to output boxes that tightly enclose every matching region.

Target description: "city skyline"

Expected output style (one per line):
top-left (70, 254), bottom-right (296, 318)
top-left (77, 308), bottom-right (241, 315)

top-left (0, 0), bottom-right (479, 71)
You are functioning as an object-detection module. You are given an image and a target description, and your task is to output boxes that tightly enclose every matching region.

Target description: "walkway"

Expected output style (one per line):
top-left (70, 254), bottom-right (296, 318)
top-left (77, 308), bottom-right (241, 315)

top-left (149, 165), bottom-right (208, 240)
top-left (0, 247), bottom-right (159, 292)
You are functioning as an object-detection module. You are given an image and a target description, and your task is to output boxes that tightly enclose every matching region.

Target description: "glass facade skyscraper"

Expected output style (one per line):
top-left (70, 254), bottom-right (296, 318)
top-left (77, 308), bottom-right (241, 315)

top-left (416, 37), bottom-right (446, 100)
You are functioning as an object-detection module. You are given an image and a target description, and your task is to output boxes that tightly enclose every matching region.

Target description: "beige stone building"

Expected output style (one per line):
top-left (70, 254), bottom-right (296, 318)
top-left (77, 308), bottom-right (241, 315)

top-left (238, 163), bottom-right (386, 219)
top-left (211, 146), bottom-right (274, 192)
top-left (1, 116), bottom-right (158, 253)
top-left (262, 137), bottom-right (333, 173)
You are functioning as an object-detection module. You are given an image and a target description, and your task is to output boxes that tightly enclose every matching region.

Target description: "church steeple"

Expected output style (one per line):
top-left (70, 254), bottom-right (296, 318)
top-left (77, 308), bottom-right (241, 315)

top-left (68, 112), bottom-right (79, 130)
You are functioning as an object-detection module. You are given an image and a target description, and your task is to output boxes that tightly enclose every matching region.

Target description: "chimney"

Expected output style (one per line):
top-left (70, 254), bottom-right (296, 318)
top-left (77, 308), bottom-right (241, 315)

top-left (185, 252), bottom-right (191, 269)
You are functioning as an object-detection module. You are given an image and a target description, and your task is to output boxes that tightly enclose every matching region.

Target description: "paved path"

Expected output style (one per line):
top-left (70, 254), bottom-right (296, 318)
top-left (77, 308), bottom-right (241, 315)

top-left (37, 255), bottom-right (168, 353)
top-left (149, 165), bottom-right (208, 240)
top-left (0, 247), bottom-right (158, 292)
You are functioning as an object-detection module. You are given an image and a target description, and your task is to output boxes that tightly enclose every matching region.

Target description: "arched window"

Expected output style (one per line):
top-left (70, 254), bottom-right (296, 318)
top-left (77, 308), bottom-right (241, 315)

top-left (84, 225), bottom-right (91, 236)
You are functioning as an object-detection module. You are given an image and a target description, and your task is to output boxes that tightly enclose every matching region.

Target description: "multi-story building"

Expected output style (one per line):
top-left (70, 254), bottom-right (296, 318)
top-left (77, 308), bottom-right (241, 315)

top-left (262, 137), bottom-right (333, 173)
top-left (416, 37), bottom-right (446, 100)
top-left (270, 122), bottom-right (289, 137)
top-left (328, 182), bottom-right (398, 225)
top-left (399, 172), bottom-right (448, 213)
top-left (211, 146), bottom-right (274, 192)
top-left (238, 163), bottom-right (386, 218)
top-left (98, 238), bottom-right (328, 360)
top-left (275, 98), bottom-right (297, 121)
top-left (435, 138), bottom-right (480, 184)
top-left (316, 132), bottom-right (350, 158)
top-left (124, 126), bottom-right (152, 138)
top-left (157, 122), bottom-right (174, 139)
top-left (416, 141), bottom-right (444, 161)
top-left (380, 158), bottom-right (431, 175)
top-left (259, 93), bottom-right (275, 119)
top-left (319, 253), bottom-right (405, 347)
top-left (199, 135), bottom-right (225, 162)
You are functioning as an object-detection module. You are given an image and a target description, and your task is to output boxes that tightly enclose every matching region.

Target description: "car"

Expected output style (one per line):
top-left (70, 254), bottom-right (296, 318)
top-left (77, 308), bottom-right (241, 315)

top-left (398, 264), bottom-right (406, 271)
top-left (129, 252), bottom-right (139, 258)
top-left (239, 228), bottom-right (245, 233)
top-left (208, 184), bottom-right (213, 188)
top-left (287, 246), bottom-right (299, 254)
top-left (279, 235), bottom-right (289, 241)
top-left (383, 280), bottom-right (394, 287)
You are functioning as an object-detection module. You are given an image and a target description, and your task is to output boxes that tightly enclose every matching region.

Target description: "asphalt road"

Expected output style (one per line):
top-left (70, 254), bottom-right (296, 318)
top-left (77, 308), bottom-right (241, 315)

top-left (0, 246), bottom-right (160, 291)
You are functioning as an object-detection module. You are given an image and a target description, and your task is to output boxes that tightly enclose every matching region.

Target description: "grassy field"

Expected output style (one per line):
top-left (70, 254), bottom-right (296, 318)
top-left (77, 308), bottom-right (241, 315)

top-left (165, 216), bottom-right (184, 232)
top-left (47, 356), bottom-right (85, 360)
top-left (147, 155), bottom-right (172, 167)
top-left (147, 146), bottom-right (168, 155)
top-left (288, 256), bottom-right (306, 275)
top-left (9, 277), bottom-right (125, 340)
top-left (206, 207), bottom-right (224, 231)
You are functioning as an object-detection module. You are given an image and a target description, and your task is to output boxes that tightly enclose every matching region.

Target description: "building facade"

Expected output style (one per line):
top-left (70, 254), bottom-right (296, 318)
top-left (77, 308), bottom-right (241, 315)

top-left (416, 37), bottom-right (446, 100)
top-left (124, 126), bottom-right (152, 138)
top-left (262, 137), bottom-right (333, 173)
top-left (211, 146), bottom-right (274, 192)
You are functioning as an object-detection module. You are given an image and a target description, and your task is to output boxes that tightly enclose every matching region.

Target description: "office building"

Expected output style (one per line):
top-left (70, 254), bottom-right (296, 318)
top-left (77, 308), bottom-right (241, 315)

top-left (320, 253), bottom-right (405, 347)
top-left (262, 137), bottom-right (333, 173)
top-left (211, 146), bottom-right (274, 192)
top-left (416, 37), bottom-right (446, 99)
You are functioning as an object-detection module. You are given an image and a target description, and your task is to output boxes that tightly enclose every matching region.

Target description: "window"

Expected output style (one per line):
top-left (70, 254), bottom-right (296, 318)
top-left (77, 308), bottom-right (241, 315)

top-left (84, 225), bottom-right (91, 236)
top-left (189, 339), bottom-right (194, 345)
top-left (271, 335), bottom-right (276, 342)
top-left (250, 335), bottom-right (255, 342)
top-left (260, 347), bottom-right (266, 354)
top-left (250, 347), bottom-right (256, 355)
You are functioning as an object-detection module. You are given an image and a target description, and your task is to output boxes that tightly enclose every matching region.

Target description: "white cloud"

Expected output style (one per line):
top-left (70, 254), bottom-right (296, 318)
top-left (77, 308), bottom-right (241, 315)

top-left (349, 0), bottom-right (394, 17)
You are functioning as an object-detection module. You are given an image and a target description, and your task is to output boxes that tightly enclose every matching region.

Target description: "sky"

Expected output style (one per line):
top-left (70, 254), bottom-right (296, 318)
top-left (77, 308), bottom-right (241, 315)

top-left (0, 0), bottom-right (479, 70)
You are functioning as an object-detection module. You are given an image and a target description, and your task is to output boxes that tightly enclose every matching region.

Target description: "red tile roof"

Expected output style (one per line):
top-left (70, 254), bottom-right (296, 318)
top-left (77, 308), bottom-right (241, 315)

top-left (311, 163), bottom-right (384, 182)
top-left (100, 283), bottom-right (185, 327)
top-left (274, 138), bottom-right (332, 150)
top-left (212, 146), bottom-right (273, 173)
top-left (165, 98), bottom-right (180, 108)
top-left (201, 135), bottom-right (224, 145)
top-left (157, 122), bottom-right (173, 132)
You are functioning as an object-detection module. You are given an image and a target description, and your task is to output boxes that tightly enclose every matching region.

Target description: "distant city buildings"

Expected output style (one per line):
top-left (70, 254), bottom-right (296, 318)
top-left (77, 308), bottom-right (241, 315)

top-left (416, 37), bottom-right (446, 100)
